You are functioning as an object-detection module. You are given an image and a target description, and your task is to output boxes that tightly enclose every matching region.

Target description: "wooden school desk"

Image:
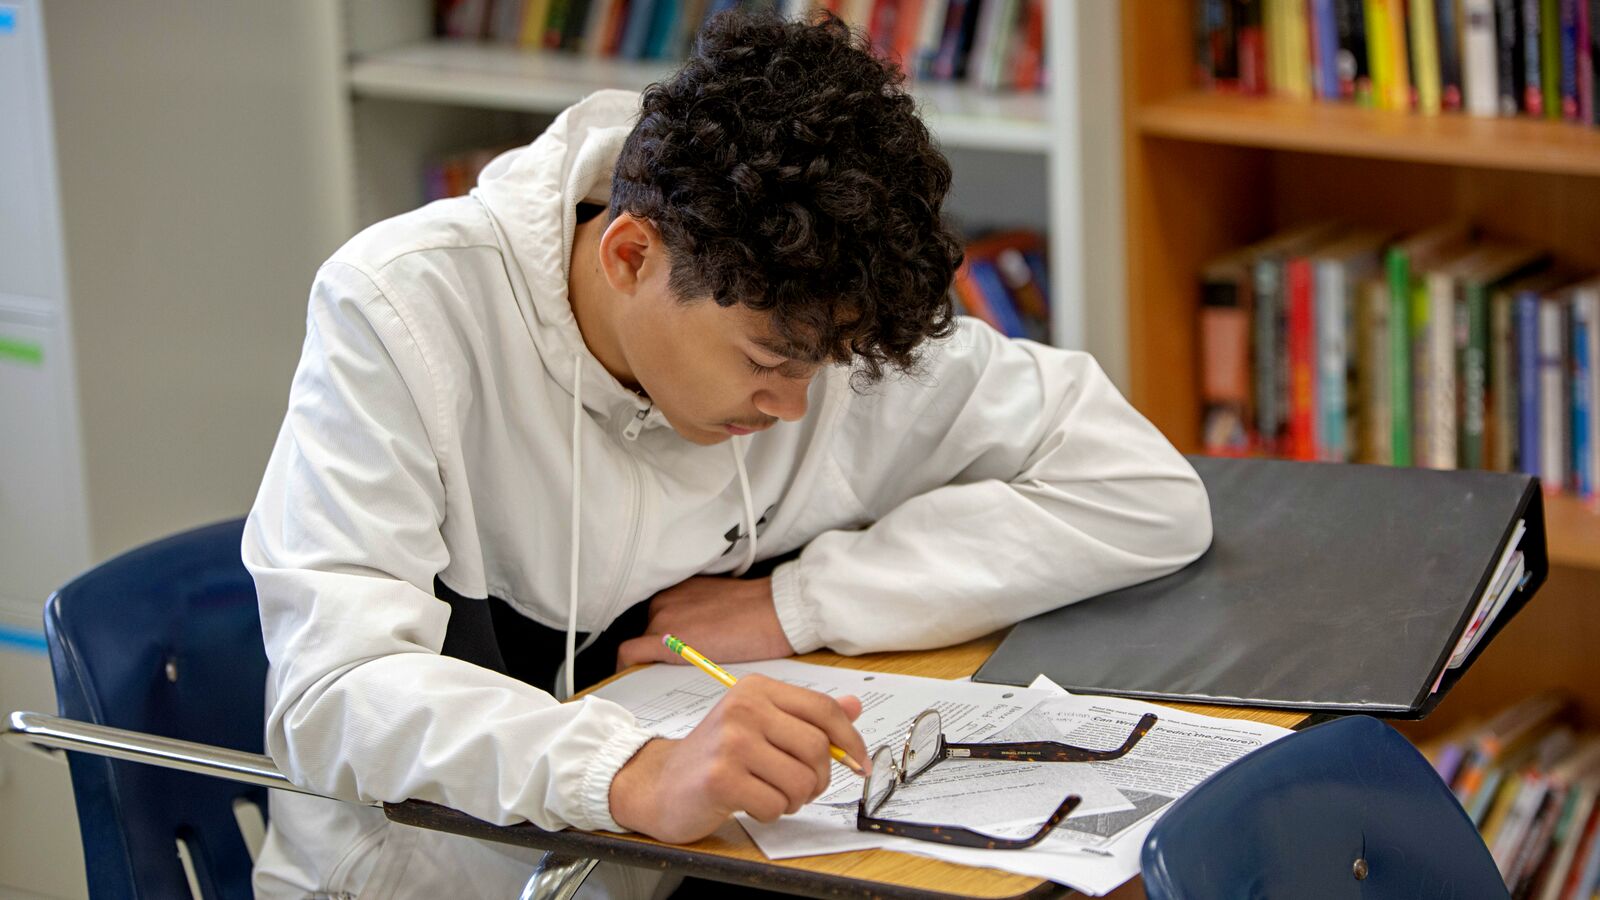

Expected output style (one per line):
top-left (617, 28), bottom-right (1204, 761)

top-left (385, 633), bottom-right (1310, 900)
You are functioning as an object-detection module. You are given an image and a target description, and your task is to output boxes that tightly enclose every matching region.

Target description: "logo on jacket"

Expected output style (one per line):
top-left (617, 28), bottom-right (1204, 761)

top-left (722, 504), bottom-right (776, 556)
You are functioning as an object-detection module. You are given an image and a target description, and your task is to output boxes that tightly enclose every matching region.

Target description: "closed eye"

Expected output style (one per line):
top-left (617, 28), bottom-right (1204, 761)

top-left (747, 358), bottom-right (781, 376)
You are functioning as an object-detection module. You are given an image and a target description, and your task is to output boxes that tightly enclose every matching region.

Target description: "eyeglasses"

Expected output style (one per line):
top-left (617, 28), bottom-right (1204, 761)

top-left (856, 708), bottom-right (1158, 850)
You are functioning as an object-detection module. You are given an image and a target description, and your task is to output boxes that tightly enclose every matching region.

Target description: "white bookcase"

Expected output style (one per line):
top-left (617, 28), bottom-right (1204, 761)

top-left (337, 0), bottom-right (1126, 359)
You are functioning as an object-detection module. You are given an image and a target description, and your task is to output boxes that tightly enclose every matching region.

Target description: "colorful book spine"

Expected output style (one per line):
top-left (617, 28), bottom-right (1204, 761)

top-left (1562, 0), bottom-right (1583, 117)
top-left (1575, 294), bottom-right (1594, 496)
top-left (1519, 291), bottom-right (1543, 476)
top-left (1543, 0), bottom-right (1563, 117)
top-left (1539, 296), bottom-right (1569, 490)
top-left (1498, 0), bottom-right (1529, 113)
top-left (1237, 0), bottom-right (1270, 93)
top-left (1426, 271), bottom-right (1458, 469)
top-left (1463, 279), bottom-right (1494, 470)
top-left (1436, 0), bottom-right (1465, 108)
top-left (1527, 0), bottom-right (1548, 114)
top-left (1388, 247), bottom-right (1415, 466)
top-left (1282, 0), bottom-right (1316, 98)
top-left (1586, 286), bottom-right (1600, 494)
top-left (1491, 290), bottom-right (1518, 471)
top-left (1200, 266), bottom-right (1256, 455)
top-left (1581, 0), bottom-right (1596, 120)
top-left (1465, 0), bottom-right (1502, 115)
top-left (1255, 256), bottom-right (1288, 452)
top-left (1410, 0), bottom-right (1444, 112)
top-left (1288, 257), bottom-right (1319, 459)
top-left (1363, 280), bottom-right (1395, 463)
top-left (1317, 259), bottom-right (1350, 461)
top-left (1312, 0), bottom-right (1344, 97)
top-left (1334, 0), bottom-right (1373, 100)
top-left (1389, 0), bottom-right (1415, 109)
top-left (1367, 0), bottom-right (1396, 104)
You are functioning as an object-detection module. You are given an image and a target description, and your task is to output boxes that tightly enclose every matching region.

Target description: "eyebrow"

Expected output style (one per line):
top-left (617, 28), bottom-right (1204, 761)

top-left (752, 336), bottom-right (828, 366)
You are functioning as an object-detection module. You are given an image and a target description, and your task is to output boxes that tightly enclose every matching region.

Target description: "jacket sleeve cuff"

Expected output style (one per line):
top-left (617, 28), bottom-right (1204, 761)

top-left (573, 718), bottom-right (658, 833)
top-left (771, 560), bottom-right (823, 655)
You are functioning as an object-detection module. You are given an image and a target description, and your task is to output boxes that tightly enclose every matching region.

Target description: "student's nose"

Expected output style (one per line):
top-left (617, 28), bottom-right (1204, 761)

top-left (754, 376), bottom-right (811, 422)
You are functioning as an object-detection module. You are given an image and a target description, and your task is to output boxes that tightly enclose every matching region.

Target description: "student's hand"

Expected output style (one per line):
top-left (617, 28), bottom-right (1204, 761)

top-left (607, 674), bottom-right (869, 844)
top-left (615, 576), bottom-right (795, 671)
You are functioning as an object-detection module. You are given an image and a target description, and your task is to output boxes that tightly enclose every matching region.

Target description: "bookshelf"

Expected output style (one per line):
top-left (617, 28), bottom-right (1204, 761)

top-left (337, 1), bottom-right (1120, 355)
top-left (1120, 1), bottom-right (1600, 728)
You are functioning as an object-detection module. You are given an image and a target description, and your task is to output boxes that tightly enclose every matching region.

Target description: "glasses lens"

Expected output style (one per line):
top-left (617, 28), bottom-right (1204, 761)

top-left (864, 746), bottom-right (896, 816)
top-left (902, 709), bottom-right (942, 782)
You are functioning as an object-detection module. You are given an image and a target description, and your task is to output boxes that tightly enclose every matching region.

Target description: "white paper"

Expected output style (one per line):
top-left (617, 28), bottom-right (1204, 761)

top-left (592, 658), bottom-right (1068, 791)
top-left (840, 687), bottom-right (1295, 895)
top-left (594, 661), bottom-right (1293, 898)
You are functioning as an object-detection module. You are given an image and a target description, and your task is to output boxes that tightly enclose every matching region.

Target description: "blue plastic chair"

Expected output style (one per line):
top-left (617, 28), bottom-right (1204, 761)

top-left (1141, 714), bottom-right (1510, 900)
top-left (45, 518), bottom-right (266, 900)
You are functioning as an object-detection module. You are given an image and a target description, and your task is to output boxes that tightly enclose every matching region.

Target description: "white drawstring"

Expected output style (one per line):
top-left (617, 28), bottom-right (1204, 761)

top-left (563, 353), bottom-right (583, 701)
top-left (731, 436), bottom-right (758, 577)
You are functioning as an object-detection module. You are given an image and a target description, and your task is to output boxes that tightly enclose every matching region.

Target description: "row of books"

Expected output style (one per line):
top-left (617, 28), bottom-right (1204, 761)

top-left (1198, 222), bottom-right (1600, 500)
top-left (422, 147), bottom-right (1051, 341)
top-left (948, 229), bottom-right (1051, 343)
top-left (1194, 0), bottom-right (1600, 125)
top-left (1421, 693), bottom-right (1600, 897)
top-left (434, 0), bottom-right (1048, 91)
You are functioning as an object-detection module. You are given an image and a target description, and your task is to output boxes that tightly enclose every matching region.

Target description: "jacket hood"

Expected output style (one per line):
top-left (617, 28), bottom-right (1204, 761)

top-left (470, 89), bottom-right (645, 418)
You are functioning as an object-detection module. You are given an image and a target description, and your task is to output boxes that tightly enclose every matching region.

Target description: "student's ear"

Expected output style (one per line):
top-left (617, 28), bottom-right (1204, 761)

top-left (597, 213), bottom-right (665, 298)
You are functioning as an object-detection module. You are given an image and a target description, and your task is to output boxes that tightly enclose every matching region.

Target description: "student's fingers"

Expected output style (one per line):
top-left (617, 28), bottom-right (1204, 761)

top-left (728, 771), bottom-right (793, 824)
top-left (836, 694), bottom-right (863, 720)
top-left (615, 635), bottom-right (677, 671)
top-left (744, 739), bottom-right (823, 815)
top-left (763, 715), bottom-right (835, 800)
top-left (764, 683), bottom-right (870, 776)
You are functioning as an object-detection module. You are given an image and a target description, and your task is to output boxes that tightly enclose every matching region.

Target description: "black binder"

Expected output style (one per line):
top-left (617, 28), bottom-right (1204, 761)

top-left (973, 457), bottom-right (1549, 717)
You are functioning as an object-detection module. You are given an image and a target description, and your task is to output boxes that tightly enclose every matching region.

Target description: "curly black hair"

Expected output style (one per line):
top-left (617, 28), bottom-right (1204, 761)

top-left (609, 9), bottom-right (962, 383)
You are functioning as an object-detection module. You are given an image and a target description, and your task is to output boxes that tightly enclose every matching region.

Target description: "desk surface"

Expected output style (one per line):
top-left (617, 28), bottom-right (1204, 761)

top-left (386, 634), bottom-right (1309, 900)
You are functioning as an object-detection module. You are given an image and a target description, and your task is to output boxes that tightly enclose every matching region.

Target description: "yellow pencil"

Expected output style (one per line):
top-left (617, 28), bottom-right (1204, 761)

top-left (661, 634), bottom-right (866, 776)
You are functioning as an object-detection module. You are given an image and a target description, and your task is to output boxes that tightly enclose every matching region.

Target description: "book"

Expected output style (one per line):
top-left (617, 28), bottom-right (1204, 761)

top-left (1457, 246), bottom-right (1547, 471)
top-left (1314, 230), bottom-right (1391, 462)
top-left (1254, 224), bottom-right (1345, 454)
top-left (1499, 0), bottom-right (1530, 113)
top-left (1581, 0), bottom-right (1596, 121)
top-left (1527, 0), bottom-right (1548, 114)
top-left (1201, 247), bottom-right (1258, 455)
top-left (1491, 285), bottom-right (1520, 471)
top-left (1539, 779), bottom-right (1600, 900)
top-left (1544, 0), bottom-right (1563, 117)
top-left (1360, 278), bottom-right (1394, 463)
top-left (1572, 281), bottom-right (1599, 497)
top-left (1335, 0), bottom-right (1374, 101)
top-left (1312, 0), bottom-right (1344, 97)
top-left (1380, 0), bottom-right (1415, 108)
top-left (1367, 0), bottom-right (1397, 104)
top-left (1388, 223), bottom-right (1475, 468)
top-left (1540, 291), bottom-right (1570, 491)
top-left (1280, 0), bottom-right (1316, 98)
top-left (1436, 0), bottom-right (1465, 109)
top-left (1410, 0), bottom-right (1444, 112)
top-left (1563, 0), bottom-right (1583, 118)
top-left (1464, 0), bottom-right (1502, 115)
top-left (1288, 255), bottom-right (1320, 459)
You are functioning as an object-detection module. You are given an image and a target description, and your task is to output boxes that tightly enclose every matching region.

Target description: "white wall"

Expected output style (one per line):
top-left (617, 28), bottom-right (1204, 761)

top-left (1, 5), bottom-right (357, 897)
top-left (45, 0), bottom-right (355, 560)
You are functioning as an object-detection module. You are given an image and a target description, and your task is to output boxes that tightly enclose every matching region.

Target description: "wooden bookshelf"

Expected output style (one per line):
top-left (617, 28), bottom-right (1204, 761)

top-left (1121, 0), bottom-right (1600, 575)
top-left (1137, 92), bottom-right (1600, 178)
top-left (1120, 0), bottom-right (1600, 729)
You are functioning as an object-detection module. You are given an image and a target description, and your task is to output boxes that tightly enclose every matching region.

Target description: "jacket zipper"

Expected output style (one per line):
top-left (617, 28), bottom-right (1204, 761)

top-left (622, 401), bottom-right (652, 440)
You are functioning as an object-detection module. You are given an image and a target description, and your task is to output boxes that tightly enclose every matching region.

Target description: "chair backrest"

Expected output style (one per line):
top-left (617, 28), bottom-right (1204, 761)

top-left (46, 518), bottom-right (266, 900)
top-left (1141, 715), bottom-right (1510, 900)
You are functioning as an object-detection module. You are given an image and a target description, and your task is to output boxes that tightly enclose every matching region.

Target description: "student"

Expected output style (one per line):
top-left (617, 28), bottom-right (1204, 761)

top-left (244, 10), bottom-right (1210, 899)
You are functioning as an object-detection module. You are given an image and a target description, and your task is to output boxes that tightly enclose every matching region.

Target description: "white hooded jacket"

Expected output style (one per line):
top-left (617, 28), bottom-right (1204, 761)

top-left (244, 89), bottom-right (1212, 899)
